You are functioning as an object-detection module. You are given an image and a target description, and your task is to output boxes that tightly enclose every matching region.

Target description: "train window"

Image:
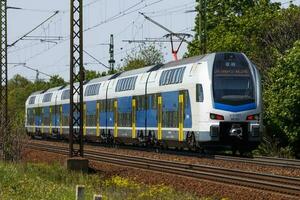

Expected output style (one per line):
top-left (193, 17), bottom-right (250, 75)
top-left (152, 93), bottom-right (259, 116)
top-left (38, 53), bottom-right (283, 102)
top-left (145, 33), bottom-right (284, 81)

top-left (148, 94), bottom-right (157, 109)
top-left (159, 67), bottom-right (186, 86)
top-left (173, 68), bottom-right (180, 83)
top-left (35, 107), bottom-right (41, 116)
top-left (43, 108), bottom-right (50, 126)
top-left (136, 96), bottom-right (145, 111)
top-left (159, 71), bottom-right (166, 85)
top-left (62, 115), bottom-right (69, 126)
top-left (27, 108), bottom-right (35, 125)
top-left (162, 111), bottom-right (178, 128)
top-left (86, 114), bottom-right (96, 127)
top-left (29, 96), bottom-right (36, 104)
top-left (61, 89), bottom-right (70, 100)
top-left (165, 70), bottom-right (172, 85)
top-left (115, 76), bottom-right (137, 92)
top-left (43, 93), bottom-right (53, 103)
top-left (152, 94), bottom-right (158, 109)
top-left (213, 53), bottom-right (255, 106)
top-left (196, 84), bottom-right (204, 102)
top-left (118, 112), bottom-right (131, 127)
top-left (109, 99), bottom-right (112, 112)
top-left (106, 99), bottom-right (112, 112)
top-left (85, 83), bottom-right (101, 96)
top-left (178, 67), bottom-right (185, 83)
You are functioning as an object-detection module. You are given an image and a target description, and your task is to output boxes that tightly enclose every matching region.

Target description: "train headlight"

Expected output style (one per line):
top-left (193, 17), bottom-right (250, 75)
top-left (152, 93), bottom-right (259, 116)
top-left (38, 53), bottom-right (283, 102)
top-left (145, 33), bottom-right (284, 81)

top-left (246, 114), bottom-right (260, 121)
top-left (210, 113), bottom-right (224, 120)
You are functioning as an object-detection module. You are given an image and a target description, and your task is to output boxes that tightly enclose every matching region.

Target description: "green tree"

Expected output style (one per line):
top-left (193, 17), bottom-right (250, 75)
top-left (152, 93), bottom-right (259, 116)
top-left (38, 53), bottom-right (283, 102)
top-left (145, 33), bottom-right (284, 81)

top-left (264, 40), bottom-right (300, 157)
top-left (122, 44), bottom-right (164, 71)
top-left (186, 0), bottom-right (288, 73)
top-left (187, 0), bottom-right (262, 56)
top-left (8, 75), bottom-right (33, 117)
top-left (84, 69), bottom-right (102, 81)
top-left (48, 75), bottom-right (66, 88)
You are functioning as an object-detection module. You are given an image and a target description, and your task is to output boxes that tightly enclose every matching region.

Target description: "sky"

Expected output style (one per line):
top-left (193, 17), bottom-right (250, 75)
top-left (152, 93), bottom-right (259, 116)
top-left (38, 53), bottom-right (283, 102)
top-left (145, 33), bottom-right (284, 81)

top-left (6, 0), bottom-right (299, 81)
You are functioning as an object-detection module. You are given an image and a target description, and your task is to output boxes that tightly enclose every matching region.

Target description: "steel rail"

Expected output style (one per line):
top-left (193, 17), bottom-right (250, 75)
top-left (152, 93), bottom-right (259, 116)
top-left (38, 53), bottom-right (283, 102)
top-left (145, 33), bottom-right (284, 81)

top-left (29, 139), bottom-right (300, 169)
top-left (28, 139), bottom-right (300, 169)
top-left (214, 155), bottom-right (300, 169)
top-left (26, 142), bottom-right (300, 197)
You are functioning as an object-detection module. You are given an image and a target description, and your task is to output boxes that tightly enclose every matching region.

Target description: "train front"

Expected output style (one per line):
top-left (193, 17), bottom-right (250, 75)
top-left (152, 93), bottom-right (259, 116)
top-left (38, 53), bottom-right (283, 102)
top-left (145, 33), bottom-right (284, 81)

top-left (209, 52), bottom-right (262, 153)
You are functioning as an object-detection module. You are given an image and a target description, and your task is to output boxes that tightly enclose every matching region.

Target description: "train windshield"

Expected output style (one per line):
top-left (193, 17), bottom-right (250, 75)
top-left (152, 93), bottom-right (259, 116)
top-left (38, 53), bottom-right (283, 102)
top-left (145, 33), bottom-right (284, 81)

top-left (213, 53), bottom-right (255, 106)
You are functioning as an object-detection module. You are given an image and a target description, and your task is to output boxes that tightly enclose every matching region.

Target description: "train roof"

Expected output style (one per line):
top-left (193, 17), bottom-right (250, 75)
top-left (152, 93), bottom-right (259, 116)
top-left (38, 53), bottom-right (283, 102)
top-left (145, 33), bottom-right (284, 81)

top-left (29, 54), bottom-right (208, 96)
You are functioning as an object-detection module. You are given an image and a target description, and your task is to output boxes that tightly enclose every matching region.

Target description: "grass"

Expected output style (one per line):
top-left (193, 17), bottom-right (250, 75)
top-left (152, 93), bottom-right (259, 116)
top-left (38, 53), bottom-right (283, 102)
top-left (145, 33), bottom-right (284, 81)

top-left (0, 162), bottom-right (214, 200)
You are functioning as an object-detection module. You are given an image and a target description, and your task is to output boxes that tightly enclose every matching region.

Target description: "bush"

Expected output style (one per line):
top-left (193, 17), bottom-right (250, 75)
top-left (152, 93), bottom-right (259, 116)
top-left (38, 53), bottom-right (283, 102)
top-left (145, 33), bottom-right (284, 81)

top-left (264, 40), bottom-right (300, 157)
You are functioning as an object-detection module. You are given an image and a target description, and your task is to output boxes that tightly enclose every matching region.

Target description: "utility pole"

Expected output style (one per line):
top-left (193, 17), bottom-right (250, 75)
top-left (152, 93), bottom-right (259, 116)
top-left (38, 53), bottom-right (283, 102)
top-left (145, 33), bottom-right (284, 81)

top-left (0, 0), bottom-right (8, 160)
top-left (199, 0), bottom-right (207, 54)
top-left (109, 34), bottom-right (115, 74)
top-left (69, 0), bottom-right (84, 158)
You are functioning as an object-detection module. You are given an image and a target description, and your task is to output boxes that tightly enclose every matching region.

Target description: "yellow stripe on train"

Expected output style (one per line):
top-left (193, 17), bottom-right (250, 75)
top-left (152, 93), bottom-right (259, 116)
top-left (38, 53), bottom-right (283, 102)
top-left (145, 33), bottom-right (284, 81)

top-left (158, 96), bottom-right (162, 140)
top-left (132, 99), bottom-right (136, 139)
top-left (114, 100), bottom-right (118, 138)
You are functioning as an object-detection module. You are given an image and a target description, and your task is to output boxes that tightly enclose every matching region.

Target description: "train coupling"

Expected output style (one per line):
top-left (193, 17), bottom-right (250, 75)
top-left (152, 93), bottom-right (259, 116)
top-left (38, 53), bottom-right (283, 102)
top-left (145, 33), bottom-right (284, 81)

top-left (229, 124), bottom-right (243, 139)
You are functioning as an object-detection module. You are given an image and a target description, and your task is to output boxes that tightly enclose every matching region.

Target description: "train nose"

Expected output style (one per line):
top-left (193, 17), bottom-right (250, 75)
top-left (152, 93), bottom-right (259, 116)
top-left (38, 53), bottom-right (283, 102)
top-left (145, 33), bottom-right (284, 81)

top-left (229, 124), bottom-right (243, 139)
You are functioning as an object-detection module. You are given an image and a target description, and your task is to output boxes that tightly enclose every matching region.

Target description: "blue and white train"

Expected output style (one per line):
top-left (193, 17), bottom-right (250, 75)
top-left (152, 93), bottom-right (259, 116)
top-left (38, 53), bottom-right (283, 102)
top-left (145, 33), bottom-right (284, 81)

top-left (25, 52), bottom-right (262, 153)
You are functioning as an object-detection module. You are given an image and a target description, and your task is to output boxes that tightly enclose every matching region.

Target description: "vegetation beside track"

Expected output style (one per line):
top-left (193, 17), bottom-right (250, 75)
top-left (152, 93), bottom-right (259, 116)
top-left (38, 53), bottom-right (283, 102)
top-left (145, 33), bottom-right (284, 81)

top-left (0, 161), bottom-right (208, 200)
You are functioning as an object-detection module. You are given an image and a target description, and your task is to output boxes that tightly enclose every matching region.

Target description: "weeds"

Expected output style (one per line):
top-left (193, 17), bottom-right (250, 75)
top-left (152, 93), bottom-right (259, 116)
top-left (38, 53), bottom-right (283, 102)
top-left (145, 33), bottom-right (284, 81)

top-left (0, 162), bottom-right (207, 200)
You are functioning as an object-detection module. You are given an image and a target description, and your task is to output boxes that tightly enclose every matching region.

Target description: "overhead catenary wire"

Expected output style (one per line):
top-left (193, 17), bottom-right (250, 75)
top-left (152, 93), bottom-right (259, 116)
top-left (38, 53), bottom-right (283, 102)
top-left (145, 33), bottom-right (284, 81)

top-left (84, 0), bottom-right (163, 32)
top-left (10, 63), bottom-right (52, 78)
top-left (82, 49), bottom-right (110, 69)
top-left (10, 0), bottom-right (175, 79)
top-left (9, 11), bottom-right (60, 47)
top-left (139, 12), bottom-right (194, 46)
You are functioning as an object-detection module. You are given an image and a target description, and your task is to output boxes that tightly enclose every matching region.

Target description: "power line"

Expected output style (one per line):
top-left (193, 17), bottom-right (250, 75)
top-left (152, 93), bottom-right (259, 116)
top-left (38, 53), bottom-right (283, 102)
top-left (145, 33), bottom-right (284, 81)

top-left (143, 2), bottom-right (195, 15)
top-left (83, 49), bottom-right (109, 69)
top-left (139, 12), bottom-right (193, 46)
top-left (84, 0), bottom-right (163, 32)
top-left (9, 11), bottom-right (60, 47)
top-left (10, 63), bottom-right (52, 78)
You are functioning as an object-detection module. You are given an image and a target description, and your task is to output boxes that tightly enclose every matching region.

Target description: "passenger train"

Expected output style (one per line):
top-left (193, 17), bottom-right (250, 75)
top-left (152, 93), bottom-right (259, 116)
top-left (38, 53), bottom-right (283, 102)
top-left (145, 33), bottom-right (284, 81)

top-left (25, 52), bottom-right (262, 153)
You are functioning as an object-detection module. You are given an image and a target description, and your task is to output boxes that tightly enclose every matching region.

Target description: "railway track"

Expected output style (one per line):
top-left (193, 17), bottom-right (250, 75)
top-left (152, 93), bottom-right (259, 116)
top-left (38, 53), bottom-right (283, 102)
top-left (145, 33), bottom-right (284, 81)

top-left (214, 155), bottom-right (300, 169)
top-left (27, 142), bottom-right (300, 198)
top-left (30, 139), bottom-right (300, 169)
